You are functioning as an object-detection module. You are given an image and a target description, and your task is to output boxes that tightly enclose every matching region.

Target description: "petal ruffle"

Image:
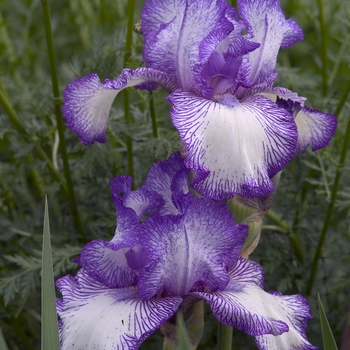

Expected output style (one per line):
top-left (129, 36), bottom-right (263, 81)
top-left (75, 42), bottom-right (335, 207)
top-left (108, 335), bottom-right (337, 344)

top-left (137, 196), bottom-right (247, 299)
top-left (56, 269), bottom-right (181, 350)
top-left (194, 258), bottom-right (316, 349)
top-left (79, 240), bottom-right (141, 288)
top-left (62, 68), bottom-right (175, 145)
top-left (142, 152), bottom-right (190, 216)
top-left (168, 90), bottom-right (297, 199)
top-left (294, 106), bottom-right (337, 154)
top-left (238, 0), bottom-right (304, 85)
top-left (255, 88), bottom-right (337, 154)
top-left (142, 0), bottom-right (234, 91)
top-left (110, 175), bottom-right (165, 219)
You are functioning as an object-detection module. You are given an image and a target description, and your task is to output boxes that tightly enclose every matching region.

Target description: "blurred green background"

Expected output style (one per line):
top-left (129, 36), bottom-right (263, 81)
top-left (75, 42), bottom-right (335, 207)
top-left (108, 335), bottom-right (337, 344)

top-left (0, 0), bottom-right (349, 348)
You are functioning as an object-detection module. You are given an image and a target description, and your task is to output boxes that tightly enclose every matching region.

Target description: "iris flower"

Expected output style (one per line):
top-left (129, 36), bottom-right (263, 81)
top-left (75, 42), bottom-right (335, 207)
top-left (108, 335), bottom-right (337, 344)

top-left (62, 0), bottom-right (337, 200)
top-left (56, 153), bottom-right (316, 350)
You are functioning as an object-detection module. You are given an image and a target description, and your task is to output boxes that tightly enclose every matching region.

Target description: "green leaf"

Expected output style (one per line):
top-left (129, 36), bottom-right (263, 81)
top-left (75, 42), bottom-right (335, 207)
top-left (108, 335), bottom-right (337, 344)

top-left (41, 197), bottom-right (60, 350)
top-left (318, 294), bottom-right (338, 350)
top-left (0, 326), bottom-right (9, 350)
top-left (176, 313), bottom-right (192, 350)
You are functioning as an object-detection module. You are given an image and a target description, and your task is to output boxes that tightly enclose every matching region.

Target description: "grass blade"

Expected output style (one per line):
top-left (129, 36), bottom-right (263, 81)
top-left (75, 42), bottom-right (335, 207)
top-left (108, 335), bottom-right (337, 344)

top-left (0, 327), bottom-right (9, 350)
top-left (318, 294), bottom-right (338, 350)
top-left (41, 197), bottom-right (60, 350)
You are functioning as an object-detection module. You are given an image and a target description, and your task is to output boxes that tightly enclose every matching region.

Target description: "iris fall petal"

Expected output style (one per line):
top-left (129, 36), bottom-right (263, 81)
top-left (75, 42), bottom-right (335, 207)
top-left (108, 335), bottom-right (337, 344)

top-left (169, 90), bottom-right (297, 199)
top-left (56, 270), bottom-right (181, 350)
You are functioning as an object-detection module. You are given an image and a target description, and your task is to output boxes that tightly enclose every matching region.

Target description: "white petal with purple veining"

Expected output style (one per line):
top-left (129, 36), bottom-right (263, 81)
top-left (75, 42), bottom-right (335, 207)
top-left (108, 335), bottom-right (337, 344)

top-left (63, 68), bottom-right (175, 145)
top-left (169, 90), bottom-right (297, 199)
top-left (238, 0), bottom-right (303, 85)
top-left (295, 106), bottom-right (337, 154)
top-left (56, 269), bottom-right (182, 350)
top-left (193, 258), bottom-right (315, 349)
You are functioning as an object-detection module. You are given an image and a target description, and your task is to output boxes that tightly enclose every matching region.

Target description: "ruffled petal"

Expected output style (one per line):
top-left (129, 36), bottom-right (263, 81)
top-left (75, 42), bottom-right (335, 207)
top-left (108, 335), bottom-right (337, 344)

top-left (142, 152), bottom-right (190, 216)
top-left (254, 88), bottom-right (337, 154)
top-left (110, 193), bottom-right (141, 246)
top-left (110, 175), bottom-right (165, 219)
top-left (168, 90), bottom-right (297, 199)
top-left (250, 85), bottom-right (306, 106)
top-left (294, 106), bottom-right (337, 154)
top-left (194, 258), bottom-right (315, 349)
top-left (142, 0), bottom-right (234, 91)
top-left (238, 0), bottom-right (304, 85)
top-left (79, 240), bottom-right (142, 288)
top-left (56, 270), bottom-right (181, 350)
top-left (63, 68), bottom-right (175, 145)
top-left (137, 196), bottom-right (247, 299)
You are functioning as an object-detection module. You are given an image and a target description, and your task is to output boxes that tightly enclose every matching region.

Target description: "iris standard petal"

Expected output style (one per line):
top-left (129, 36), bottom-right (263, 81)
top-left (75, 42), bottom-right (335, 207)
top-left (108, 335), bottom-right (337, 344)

top-left (110, 175), bottom-right (165, 218)
top-left (62, 68), bottom-right (175, 145)
top-left (142, 152), bottom-right (190, 216)
top-left (168, 90), bottom-right (297, 199)
top-left (294, 105), bottom-right (337, 154)
top-left (194, 258), bottom-right (315, 349)
top-left (56, 270), bottom-right (182, 350)
top-left (109, 192), bottom-right (141, 245)
top-left (238, 0), bottom-right (304, 85)
top-left (137, 196), bottom-right (247, 299)
top-left (79, 240), bottom-right (139, 288)
top-left (142, 0), bottom-right (234, 91)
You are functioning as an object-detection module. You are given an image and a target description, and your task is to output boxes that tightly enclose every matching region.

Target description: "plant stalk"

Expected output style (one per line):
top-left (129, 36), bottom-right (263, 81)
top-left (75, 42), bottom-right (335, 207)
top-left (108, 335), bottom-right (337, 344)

top-left (42, 0), bottom-right (86, 241)
top-left (316, 0), bottom-right (328, 96)
top-left (306, 117), bottom-right (350, 295)
top-left (123, 0), bottom-right (137, 185)
top-left (149, 91), bottom-right (158, 139)
top-left (217, 323), bottom-right (233, 350)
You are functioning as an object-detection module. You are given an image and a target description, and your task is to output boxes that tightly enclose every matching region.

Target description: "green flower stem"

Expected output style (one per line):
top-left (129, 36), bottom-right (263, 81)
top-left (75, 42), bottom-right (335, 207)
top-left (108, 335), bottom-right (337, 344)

top-left (149, 91), bottom-right (159, 139)
top-left (0, 84), bottom-right (68, 194)
top-left (41, 0), bottom-right (86, 241)
top-left (306, 119), bottom-right (350, 296)
top-left (335, 79), bottom-right (350, 117)
top-left (124, 90), bottom-right (134, 184)
top-left (266, 209), bottom-right (303, 263)
top-left (217, 323), bottom-right (233, 350)
top-left (29, 167), bottom-right (45, 198)
top-left (266, 209), bottom-right (289, 233)
top-left (0, 83), bottom-right (26, 135)
top-left (100, 0), bottom-right (107, 24)
top-left (123, 0), bottom-right (137, 185)
top-left (316, 0), bottom-right (328, 96)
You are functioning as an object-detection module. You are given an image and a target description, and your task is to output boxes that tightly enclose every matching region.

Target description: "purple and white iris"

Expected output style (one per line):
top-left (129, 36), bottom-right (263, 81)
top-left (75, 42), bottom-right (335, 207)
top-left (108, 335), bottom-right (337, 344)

top-left (62, 0), bottom-right (337, 200)
top-left (56, 153), bottom-right (316, 350)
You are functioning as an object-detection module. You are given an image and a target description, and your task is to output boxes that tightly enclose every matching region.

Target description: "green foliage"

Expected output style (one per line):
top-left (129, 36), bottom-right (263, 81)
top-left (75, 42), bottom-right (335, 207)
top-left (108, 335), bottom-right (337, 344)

top-left (0, 0), bottom-right (348, 349)
top-left (0, 327), bottom-right (9, 350)
top-left (318, 294), bottom-right (338, 350)
top-left (177, 313), bottom-right (193, 350)
top-left (41, 198), bottom-right (60, 350)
